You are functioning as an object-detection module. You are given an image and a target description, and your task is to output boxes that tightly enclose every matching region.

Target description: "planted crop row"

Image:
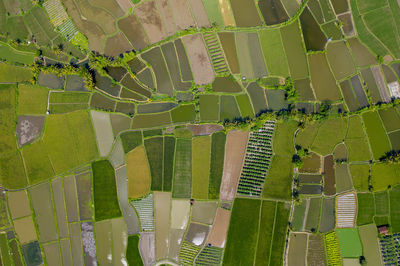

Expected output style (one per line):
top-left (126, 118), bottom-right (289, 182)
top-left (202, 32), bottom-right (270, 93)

top-left (379, 233), bottom-right (400, 265)
top-left (203, 33), bottom-right (229, 74)
top-left (237, 121), bottom-right (275, 197)
top-left (324, 232), bottom-right (342, 265)
top-left (179, 241), bottom-right (201, 265)
top-left (58, 19), bottom-right (78, 41)
top-left (195, 246), bottom-right (223, 265)
top-left (43, 0), bottom-right (69, 26)
top-left (336, 193), bottom-right (357, 228)
top-left (131, 193), bottom-right (154, 232)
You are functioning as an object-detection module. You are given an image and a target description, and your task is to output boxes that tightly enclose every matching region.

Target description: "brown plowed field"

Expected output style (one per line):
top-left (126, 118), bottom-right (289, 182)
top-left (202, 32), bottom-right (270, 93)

top-left (219, 130), bottom-right (249, 201)
top-left (207, 208), bottom-right (231, 248)
top-left (134, 0), bottom-right (166, 44)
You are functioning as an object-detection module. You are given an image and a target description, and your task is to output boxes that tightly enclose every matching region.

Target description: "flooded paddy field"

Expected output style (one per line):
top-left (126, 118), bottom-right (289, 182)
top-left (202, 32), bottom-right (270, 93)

top-left (220, 95), bottom-right (241, 121)
top-left (37, 72), bottom-right (64, 89)
top-left (22, 241), bottom-right (42, 266)
top-left (298, 173), bottom-right (322, 183)
top-left (7, 191), bottom-right (31, 219)
top-left (134, 0), bottom-right (166, 44)
top-left (51, 178), bottom-right (69, 238)
top-left (185, 223), bottom-right (210, 246)
top-left (340, 80), bottom-right (359, 111)
top-left (247, 33), bottom-right (268, 78)
top-left (90, 110), bottom-right (114, 157)
top-left (76, 171), bottom-right (93, 221)
top-left (174, 38), bottom-right (193, 82)
top-left (246, 82), bottom-right (268, 115)
top-left (154, 192), bottom-right (171, 260)
top-left (300, 8), bottom-right (327, 51)
top-left (218, 32), bottom-right (239, 74)
top-left (287, 233), bottom-right (307, 266)
top-left (191, 201), bottom-right (217, 224)
top-left (199, 95), bottom-right (220, 121)
top-left (235, 32), bottom-right (254, 79)
top-left (212, 76), bottom-right (242, 93)
top-left (118, 14), bottom-right (149, 51)
top-left (60, 238), bottom-right (73, 266)
top-left (121, 75), bottom-right (152, 98)
top-left (139, 232), bottom-right (155, 266)
top-left (319, 197), bottom-right (335, 233)
top-left (350, 75), bottom-right (369, 108)
top-left (43, 242), bottom-right (61, 265)
top-left (229, 0), bottom-right (262, 27)
top-left (110, 113), bottom-right (131, 136)
top-left (138, 102), bottom-right (177, 114)
top-left (258, 0), bottom-right (289, 25)
top-left (326, 41), bottom-right (356, 81)
top-left (131, 112), bottom-right (172, 129)
top-left (323, 155), bottom-right (335, 195)
top-left (361, 68), bottom-right (382, 104)
top-left (63, 175), bottom-right (80, 222)
top-left (161, 42), bottom-right (191, 91)
top-left (69, 222), bottom-right (84, 265)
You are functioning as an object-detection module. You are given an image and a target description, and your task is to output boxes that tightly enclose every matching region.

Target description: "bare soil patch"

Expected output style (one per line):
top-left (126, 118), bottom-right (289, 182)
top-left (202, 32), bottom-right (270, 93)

top-left (154, 0), bottom-right (176, 36)
top-left (104, 32), bottom-right (133, 57)
top-left (16, 116), bottom-right (44, 147)
top-left (219, 130), bottom-right (249, 201)
top-left (154, 191), bottom-right (171, 260)
top-left (139, 232), bottom-right (155, 266)
top-left (182, 34), bottom-right (215, 85)
top-left (135, 0), bottom-right (166, 44)
top-left (189, 0), bottom-right (210, 27)
top-left (118, 14), bottom-right (150, 51)
top-left (207, 208), bottom-right (231, 248)
top-left (169, 0), bottom-right (196, 30)
top-left (187, 124), bottom-right (224, 136)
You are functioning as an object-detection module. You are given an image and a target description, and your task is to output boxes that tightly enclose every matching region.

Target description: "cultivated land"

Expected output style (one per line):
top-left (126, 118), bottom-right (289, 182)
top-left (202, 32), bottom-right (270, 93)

top-left (1, 0), bottom-right (400, 264)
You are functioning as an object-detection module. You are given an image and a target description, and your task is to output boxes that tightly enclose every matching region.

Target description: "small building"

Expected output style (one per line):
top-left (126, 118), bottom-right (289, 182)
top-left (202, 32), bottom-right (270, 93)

top-left (378, 225), bottom-right (389, 235)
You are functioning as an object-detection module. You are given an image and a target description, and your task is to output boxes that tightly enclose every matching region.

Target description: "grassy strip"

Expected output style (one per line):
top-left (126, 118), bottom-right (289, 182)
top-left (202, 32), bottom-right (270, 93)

top-left (120, 131), bottom-right (143, 153)
top-left (144, 137), bottom-right (163, 191)
top-left (208, 131), bottom-right (226, 199)
top-left (192, 136), bottom-right (211, 199)
top-left (163, 136), bottom-right (175, 191)
top-left (92, 160), bottom-right (122, 221)
top-left (357, 192), bottom-right (374, 225)
top-left (126, 235), bottom-right (144, 266)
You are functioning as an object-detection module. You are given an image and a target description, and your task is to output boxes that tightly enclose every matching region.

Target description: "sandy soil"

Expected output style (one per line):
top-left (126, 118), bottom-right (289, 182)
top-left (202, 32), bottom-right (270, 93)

top-left (154, 192), bottom-right (171, 260)
top-left (167, 229), bottom-right (185, 262)
top-left (7, 190), bottom-right (31, 219)
top-left (127, 146), bottom-right (151, 198)
top-left (219, 0), bottom-right (235, 26)
top-left (219, 130), bottom-right (249, 201)
top-left (16, 116), bottom-right (44, 147)
top-left (191, 201), bottom-right (218, 224)
top-left (135, 0), bottom-right (166, 44)
top-left (188, 0), bottom-right (210, 27)
top-left (169, 0), bottom-right (196, 30)
top-left (140, 232), bottom-right (155, 266)
top-left (206, 208), bottom-right (231, 248)
top-left (182, 34), bottom-right (215, 85)
top-left (13, 216), bottom-right (37, 244)
top-left (372, 65), bottom-right (391, 102)
top-left (170, 200), bottom-right (190, 229)
top-left (187, 124), bottom-right (224, 136)
top-left (90, 110), bottom-right (114, 157)
top-left (154, 0), bottom-right (176, 36)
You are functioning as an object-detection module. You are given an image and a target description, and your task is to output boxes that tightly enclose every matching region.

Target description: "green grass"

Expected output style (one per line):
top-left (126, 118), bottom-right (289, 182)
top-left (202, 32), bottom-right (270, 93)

top-left (220, 95), bottom-right (241, 122)
top-left (143, 129), bottom-right (163, 138)
top-left (363, 7), bottom-right (400, 58)
top-left (120, 131), bottom-right (143, 153)
top-left (295, 122), bottom-right (319, 149)
top-left (49, 92), bottom-right (90, 104)
top-left (263, 120), bottom-right (298, 200)
top-left (174, 128), bottom-right (193, 139)
top-left (49, 103), bottom-right (88, 114)
top-left (357, 0), bottom-right (387, 13)
top-left (345, 138), bottom-right (371, 162)
top-left (144, 137), bottom-right (163, 191)
top-left (173, 139), bottom-right (192, 198)
top-left (311, 117), bottom-right (347, 156)
top-left (126, 235), bottom-right (143, 266)
top-left (0, 151), bottom-right (28, 189)
top-left (67, 110), bottom-right (98, 164)
top-left (223, 198), bottom-right (261, 265)
top-left (235, 94), bottom-right (254, 118)
top-left (22, 141), bottom-right (54, 185)
top-left (280, 19), bottom-right (309, 79)
top-left (336, 228), bottom-right (363, 258)
top-left (202, 0), bottom-right (224, 26)
top-left (0, 62), bottom-right (32, 82)
top-left (131, 112), bottom-right (171, 129)
top-left (374, 191), bottom-right (389, 216)
top-left (374, 215), bottom-right (389, 226)
top-left (346, 115), bottom-right (365, 138)
top-left (362, 111), bottom-right (391, 160)
top-left (0, 41), bottom-right (35, 65)
top-left (208, 131), bottom-right (226, 199)
top-left (378, 107), bottom-right (400, 133)
top-left (92, 160), bottom-right (122, 221)
top-left (371, 163), bottom-right (400, 191)
top-left (269, 202), bottom-right (290, 265)
top-left (199, 95), bottom-right (219, 121)
top-left (305, 197), bottom-right (321, 231)
top-left (357, 192), bottom-right (375, 225)
top-left (170, 104), bottom-right (196, 123)
top-left (258, 29), bottom-right (290, 77)
top-left (43, 114), bottom-right (79, 174)
top-left (291, 200), bottom-right (307, 231)
top-left (163, 136), bottom-right (175, 191)
top-left (255, 200), bottom-right (276, 265)
top-left (350, 164), bottom-right (370, 191)
top-left (0, 233), bottom-right (12, 265)
top-left (390, 185), bottom-right (400, 232)
top-left (192, 136), bottom-right (211, 199)
top-left (350, 0), bottom-right (389, 57)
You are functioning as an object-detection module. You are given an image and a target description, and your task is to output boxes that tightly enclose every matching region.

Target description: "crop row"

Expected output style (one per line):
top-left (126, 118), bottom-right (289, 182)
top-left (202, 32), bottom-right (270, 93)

top-left (130, 193), bottom-right (154, 232)
top-left (179, 241), bottom-right (201, 266)
top-left (58, 19), bottom-right (79, 41)
top-left (324, 232), bottom-right (342, 265)
top-left (379, 234), bottom-right (400, 265)
top-left (237, 121), bottom-right (275, 197)
top-left (195, 246), bottom-right (223, 265)
top-left (43, 0), bottom-right (69, 26)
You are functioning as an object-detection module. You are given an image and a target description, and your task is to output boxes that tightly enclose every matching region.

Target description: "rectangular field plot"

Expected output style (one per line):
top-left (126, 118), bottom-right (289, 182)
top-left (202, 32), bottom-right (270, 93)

top-left (362, 111), bottom-right (391, 160)
top-left (154, 192), bottom-right (171, 260)
top-left (237, 121), bottom-right (275, 197)
top-left (259, 29), bottom-right (289, 77)
top-left (173, 139), bottom-right (192, 198)
top-left (199, 95), bottom-right (219, 121)
top-left (359, 224), bottom-right (382, 266)
top-left (144, 137), bottom-right (163, 191)
top-left (357, 192), bottom-right (374, 225)
top-left (29, 183), bottom-right (57, 242)
top-left (51, 178), bottom-right (69, 237)
top-left (319, 197), bottom-right (335, 233)
top-left (390, 185), bottom-right (400, 232)
top-left (336, 192), bottom-right (357, 228)
top-left (324, 232), bottom-right (341, 265)
top-left (336, 228), bottom-right (363, 258)
top-left (374, 191), bottom-right (389, 216)
top-left (246, 82), bottom-right (268, 116)
top-left (192, 136), bottom-right (211, 199)
top-left (76, 171), bottom-right (93, 221)
top-left (307, 234), bottom-right (326, 266)
top-left (208, 131), bottom-right (226, 199)
top-left (287, 233), bottom-right (307, 266)
top-left (291, 200), bottom-right (307, 231)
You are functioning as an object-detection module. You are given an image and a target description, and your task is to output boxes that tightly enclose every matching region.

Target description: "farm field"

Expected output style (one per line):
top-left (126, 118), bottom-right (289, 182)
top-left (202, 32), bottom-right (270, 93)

top-left (1, 0), bottom-right (400, 264)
